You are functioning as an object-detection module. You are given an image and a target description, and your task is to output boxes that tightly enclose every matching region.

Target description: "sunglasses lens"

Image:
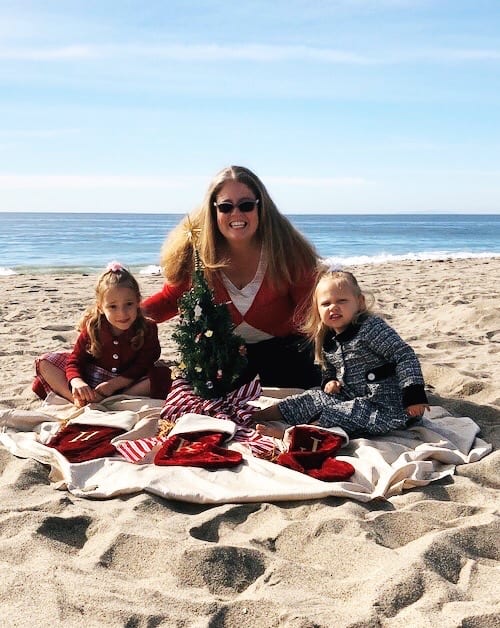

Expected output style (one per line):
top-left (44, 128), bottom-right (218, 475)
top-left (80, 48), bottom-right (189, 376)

top-left (215, 200), bottom-right (258, 213)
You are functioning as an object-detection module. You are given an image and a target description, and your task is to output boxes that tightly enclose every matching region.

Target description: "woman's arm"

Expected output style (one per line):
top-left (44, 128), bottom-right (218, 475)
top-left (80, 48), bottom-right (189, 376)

top-left (141, 279), bottom-right (189, 323)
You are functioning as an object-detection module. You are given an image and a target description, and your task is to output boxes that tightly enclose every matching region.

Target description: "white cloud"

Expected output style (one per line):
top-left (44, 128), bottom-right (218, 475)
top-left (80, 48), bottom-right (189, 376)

top-left (0, 129), bottom-right (80, 139)
top-left (0, 174), bottom-right (371, 191)
top-left (0, 175), bottom-right (205, 189)
top-left (0, 43), bottom-right (374, 64)
top-left (135, 44), bottom-right (375, 64)
top-left (0, 45), bottom-right (97, 60)
top-left (268, 176), bottom-right (370, 187)
top-left (2, 42), bottom-right (498, 65)
top-left (400, 48), bottom-right (500, 62)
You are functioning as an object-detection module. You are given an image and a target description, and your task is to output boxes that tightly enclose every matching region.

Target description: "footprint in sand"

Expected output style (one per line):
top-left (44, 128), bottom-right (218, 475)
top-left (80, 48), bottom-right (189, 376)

top-left (189, 503), bottom-right (261, 542)
top-left (37, 515), bottom-right (92, 551)
top-left (427, 340), bottom-right (469, 350)
top-left (51, 334), bottom-right (69, 343)
top-left (425, 519), bottom-right (499, 579)
top-left (99, 533), bottom-right (179, 578)
top-left (41, 324), bottom-right (74, 332)
top-left (367, 511), bottom-right (441, 549)
top-left (374, 566), bottom-right (425, 618)
top-left (175, 546), bottom-right (267, 595)
top-left (210, 600), bottom-right (281, 627)
top-left (8, 459), bottom-right (50, 490)
top-left (457, 381), bottom-right (485, 396)
top-left (274, 520), bottom-right (389, 579)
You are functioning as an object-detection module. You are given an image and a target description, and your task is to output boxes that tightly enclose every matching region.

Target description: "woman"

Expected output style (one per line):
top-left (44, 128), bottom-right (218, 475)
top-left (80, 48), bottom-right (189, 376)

top-left (142, 165), bottom-right (321, 389)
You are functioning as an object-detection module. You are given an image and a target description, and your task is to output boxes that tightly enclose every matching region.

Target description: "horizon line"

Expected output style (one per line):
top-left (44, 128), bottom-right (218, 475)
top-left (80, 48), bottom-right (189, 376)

top-left (1, 210), bottom-right (499, 216)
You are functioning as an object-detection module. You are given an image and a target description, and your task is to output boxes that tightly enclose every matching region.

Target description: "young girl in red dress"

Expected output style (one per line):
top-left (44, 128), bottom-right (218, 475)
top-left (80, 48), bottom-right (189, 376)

top-left (33, 262), bottom-right (170, 406)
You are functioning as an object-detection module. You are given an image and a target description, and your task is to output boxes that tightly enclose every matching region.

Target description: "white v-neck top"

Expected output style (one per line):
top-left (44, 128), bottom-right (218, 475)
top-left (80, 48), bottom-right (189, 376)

top-left (220, 249), bottom-right (273, 343)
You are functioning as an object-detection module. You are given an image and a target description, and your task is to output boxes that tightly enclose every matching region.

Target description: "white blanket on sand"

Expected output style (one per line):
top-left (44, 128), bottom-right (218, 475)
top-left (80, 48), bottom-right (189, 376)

top-left (0, 393), bottom-right (491, 504)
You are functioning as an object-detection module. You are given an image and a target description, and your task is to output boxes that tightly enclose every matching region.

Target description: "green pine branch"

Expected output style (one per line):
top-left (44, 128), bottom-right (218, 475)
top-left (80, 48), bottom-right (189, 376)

top-left (172, 249), bottom-right (247, 399)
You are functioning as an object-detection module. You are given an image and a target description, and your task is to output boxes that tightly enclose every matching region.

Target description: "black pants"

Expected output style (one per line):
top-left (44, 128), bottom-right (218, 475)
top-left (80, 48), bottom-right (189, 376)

top-left (236, 335), bottom-right (321, 389)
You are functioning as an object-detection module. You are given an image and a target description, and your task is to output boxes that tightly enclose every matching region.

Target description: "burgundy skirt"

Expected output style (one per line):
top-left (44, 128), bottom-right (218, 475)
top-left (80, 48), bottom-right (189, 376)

top-left (33, 352), bottom-right (171, 400)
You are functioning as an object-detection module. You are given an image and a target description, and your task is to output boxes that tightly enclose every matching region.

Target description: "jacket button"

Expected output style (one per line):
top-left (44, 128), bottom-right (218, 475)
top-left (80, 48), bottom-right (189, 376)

top-left (367, 372), bottom-right (376, 381)
top-left (113, 354), bottom-right (119, 360)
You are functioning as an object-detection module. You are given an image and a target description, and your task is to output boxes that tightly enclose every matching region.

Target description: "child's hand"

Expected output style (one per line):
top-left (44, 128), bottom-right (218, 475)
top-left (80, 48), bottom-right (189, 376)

top-left (94, 381), bottom-right (117, 398)
top-left (70, 378), bottom-right (99, 406)
top-left (324, 380), bottom-right (341, 394)
top-left (406, 403), bottom-right (430, 418)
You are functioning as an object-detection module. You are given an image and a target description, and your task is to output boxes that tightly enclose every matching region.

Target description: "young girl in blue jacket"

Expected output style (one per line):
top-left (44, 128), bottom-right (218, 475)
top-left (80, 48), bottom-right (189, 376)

top-left (254, 268), bottom-right (429, 438)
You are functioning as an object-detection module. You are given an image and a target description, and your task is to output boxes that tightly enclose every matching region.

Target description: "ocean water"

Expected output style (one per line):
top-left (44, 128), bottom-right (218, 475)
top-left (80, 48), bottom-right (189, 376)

top-left (0, 212), bottom-right (499, 276)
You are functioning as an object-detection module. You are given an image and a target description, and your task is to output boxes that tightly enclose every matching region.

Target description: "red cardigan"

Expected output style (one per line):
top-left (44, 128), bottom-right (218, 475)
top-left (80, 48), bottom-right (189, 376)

top-left (142, 270), bottom-right (315, 338)
top-left (65, 317), bottom-right (161, 382)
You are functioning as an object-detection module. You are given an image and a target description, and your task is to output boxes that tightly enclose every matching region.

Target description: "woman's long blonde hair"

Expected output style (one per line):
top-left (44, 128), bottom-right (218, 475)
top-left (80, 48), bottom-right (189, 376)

top-left (160, 165), bottom-right (318, 287)
top-left (79, 265), bottom-right (148, 358)
top-left (301, 268), bottom-right (371, 366)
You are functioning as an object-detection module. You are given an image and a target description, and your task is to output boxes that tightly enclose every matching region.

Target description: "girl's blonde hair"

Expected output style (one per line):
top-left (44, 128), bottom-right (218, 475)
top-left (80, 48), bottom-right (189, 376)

top-left (159, 165), bottom-right (318, 287)
top-left (79, 265), bottom-right (148, 358)
top-left (301, 267), bottom-right (371, 366)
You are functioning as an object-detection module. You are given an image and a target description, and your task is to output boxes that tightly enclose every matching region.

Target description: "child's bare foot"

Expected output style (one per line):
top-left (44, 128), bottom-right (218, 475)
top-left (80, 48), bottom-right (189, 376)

top-left (255, 422), bottom-right (286, 439)
top-left (252, 404), bottom-right (284, 423)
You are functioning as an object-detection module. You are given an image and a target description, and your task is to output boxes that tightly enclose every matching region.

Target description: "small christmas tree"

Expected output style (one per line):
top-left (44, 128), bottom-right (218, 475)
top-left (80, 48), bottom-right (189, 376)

top-left (172, 223), bottom-right (247, 399)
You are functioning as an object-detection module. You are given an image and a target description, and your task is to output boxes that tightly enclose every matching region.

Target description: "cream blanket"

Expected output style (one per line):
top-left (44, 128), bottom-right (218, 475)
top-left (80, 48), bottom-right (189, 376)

top-left (0, 393), bottom-right (491, 504)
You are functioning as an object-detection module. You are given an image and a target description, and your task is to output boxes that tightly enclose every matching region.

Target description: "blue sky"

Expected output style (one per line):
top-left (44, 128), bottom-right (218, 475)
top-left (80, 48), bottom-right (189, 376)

top-left (1, 0), bottom-right (499, 214)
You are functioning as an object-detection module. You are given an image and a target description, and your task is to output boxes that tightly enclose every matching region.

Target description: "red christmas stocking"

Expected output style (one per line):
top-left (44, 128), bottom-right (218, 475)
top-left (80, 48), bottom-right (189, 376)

top-left (48, 423), bottom-right (126, 462)
top-left (276, 425), bottom-right (355, 482)
top-left (154, 431), bottom-right (243, 469)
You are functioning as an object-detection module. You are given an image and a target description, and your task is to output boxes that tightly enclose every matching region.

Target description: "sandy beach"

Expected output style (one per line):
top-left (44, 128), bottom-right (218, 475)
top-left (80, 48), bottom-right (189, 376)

top-left (0, 257), bottom-right (498, 627)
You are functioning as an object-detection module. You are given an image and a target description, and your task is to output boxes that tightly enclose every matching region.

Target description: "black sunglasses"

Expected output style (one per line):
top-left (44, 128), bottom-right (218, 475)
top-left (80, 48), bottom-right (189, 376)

top-left (213, 199), bottom-right (259, 214)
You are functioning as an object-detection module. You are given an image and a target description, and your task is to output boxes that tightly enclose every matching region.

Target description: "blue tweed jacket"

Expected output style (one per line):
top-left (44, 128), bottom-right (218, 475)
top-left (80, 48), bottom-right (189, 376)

top-left (321, 314), bottom-right (427, 408)
top-left (278, 314), bottom-right (428, 435)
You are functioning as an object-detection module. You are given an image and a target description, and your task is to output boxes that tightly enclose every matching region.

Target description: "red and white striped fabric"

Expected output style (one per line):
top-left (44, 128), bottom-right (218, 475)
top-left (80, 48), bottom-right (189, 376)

top-left (114, 436), bottom-right (166, 463)
top-left (160, 378), bottom-right (261, 426)
top-left (114, 378), bottom-right (277, 463)
top-left (231, 427), bottom-right (278, 460)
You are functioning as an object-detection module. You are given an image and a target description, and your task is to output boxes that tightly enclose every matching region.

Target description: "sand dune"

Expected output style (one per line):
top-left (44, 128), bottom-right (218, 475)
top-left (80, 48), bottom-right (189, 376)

top-left (0, 258), bottom-right (498, 627)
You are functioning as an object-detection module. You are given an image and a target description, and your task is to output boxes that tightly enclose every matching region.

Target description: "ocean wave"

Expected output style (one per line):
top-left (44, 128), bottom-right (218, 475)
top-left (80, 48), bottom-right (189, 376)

top-left (139, 265), bottom-right (162, 276)
top-left (2, 252), bottom-right (499, 276)
top-left (0, 267), bottom-right (17, 276)
top-left (322, 251), bottom-right (500, 268)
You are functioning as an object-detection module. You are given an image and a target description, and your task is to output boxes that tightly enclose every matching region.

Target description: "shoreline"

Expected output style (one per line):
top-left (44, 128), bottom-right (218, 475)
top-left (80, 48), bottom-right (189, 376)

top-left (0, 256), bottom-right (498, 626)
top-left (2, 251), bottom-right (500, 278)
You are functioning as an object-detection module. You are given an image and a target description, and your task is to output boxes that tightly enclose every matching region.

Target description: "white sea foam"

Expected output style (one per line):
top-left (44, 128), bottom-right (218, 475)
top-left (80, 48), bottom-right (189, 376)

top-left (0, 267), bottom-right (17, 276)
top-left (322, 250), bottom-right (500, 268)
top-left (139, 264), bottom-right (162, 276)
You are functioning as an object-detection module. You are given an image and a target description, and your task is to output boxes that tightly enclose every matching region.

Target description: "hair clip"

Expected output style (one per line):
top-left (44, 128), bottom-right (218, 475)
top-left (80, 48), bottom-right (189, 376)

top-left (106, 260), bottom-right (127, 273)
